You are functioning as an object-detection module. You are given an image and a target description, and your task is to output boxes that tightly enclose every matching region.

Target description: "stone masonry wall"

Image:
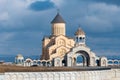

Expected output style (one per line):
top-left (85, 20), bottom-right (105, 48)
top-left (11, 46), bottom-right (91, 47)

top-left (0, 69), bottom-right (119, 80)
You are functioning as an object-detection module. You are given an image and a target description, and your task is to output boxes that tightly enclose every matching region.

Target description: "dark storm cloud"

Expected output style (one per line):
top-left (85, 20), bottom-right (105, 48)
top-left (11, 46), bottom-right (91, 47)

top-left (0, 0), bottom-right (120, 56)
top-left (29, 0), bottom-right (55, 11)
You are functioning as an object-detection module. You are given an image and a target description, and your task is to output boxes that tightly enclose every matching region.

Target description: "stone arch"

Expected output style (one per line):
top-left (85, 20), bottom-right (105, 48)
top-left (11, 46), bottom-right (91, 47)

top-left (53, 57), bottom-right (62, 66)
top-left (114, 60), bottom-right (119, 65)
top-left (72, 50), bottom-right (90, 67)
top-left (25, 58), bottom-right (33, 66)
top-left (75, 53), bottom-right (87, 66)
top-left (78, 50), bottom-right (90, 66)
top-left (41, 61), bottom-right (47, 66)
top-left (37, 60), bottom-right (41, 66)
top-left (46, 61), bottom-right (50, 66)
top-left (33, 60), bottom-right (37, 65)
top-left (67, 46), bottom-right (96, 67)
top-left (108, 60), bottom-right (114, 65)
top-left (119, 60), bottom-right (120, 65)
top-left (99, 57), bottom-right (108, 66)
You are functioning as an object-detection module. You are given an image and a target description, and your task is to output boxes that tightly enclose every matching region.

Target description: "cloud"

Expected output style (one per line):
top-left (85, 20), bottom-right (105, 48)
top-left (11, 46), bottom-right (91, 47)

top-left (0, 32), bottom-right (15, 42)
top-left (0, 31), bottom-right (43, 55)
top-left (87, 36), bottom-right (120, 56)
top-left (61, 2), bottom-right (120, 34)
top-left (29, 0), bottom-right (55, 11)
top-left (60, 1), bottom-right (120, 56)
top-left (0, 0), bottom-right (119, 56)
top-left (0, 12), bottom-right (9, 21)
top-left (83, 3), bottom-right (120, 33)
top-left (81, 15), bottom-right (113, 32)
top-left (82, 0), bottom-right (120, 6)
top-left (51, 0), bottom-right (64, 7)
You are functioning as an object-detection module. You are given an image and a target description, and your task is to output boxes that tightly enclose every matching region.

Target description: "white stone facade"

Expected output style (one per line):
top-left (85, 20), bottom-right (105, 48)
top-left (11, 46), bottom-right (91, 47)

top-left (67, 46), bottom-right (96, 67)
top-left (0, 69), bottom-right (118, 80)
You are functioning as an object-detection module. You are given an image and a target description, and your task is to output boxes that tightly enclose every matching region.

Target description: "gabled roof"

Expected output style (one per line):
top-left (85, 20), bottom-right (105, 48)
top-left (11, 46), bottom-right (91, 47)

top-left (51, 13), bottom-right (65, 23)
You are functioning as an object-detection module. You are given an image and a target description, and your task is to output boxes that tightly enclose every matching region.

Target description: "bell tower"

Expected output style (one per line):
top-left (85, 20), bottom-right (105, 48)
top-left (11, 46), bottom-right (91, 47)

top-left (75, 27), bottom-right (86, 46)
top-left (51, 13), bottom-right (66, 36)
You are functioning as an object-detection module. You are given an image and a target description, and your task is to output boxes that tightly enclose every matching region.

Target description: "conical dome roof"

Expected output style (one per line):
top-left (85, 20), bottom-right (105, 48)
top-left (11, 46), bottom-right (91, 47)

top-left (51, 13), bottom-right (65, 23)
top-left (75, 28), bottom-right (85, 35)
top-left (16, 54), bottom-right (24, 59)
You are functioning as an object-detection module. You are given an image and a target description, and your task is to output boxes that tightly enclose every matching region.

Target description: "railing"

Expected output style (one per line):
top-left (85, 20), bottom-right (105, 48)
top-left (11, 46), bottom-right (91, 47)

top-left (23, 60), bottom-right (52, 67)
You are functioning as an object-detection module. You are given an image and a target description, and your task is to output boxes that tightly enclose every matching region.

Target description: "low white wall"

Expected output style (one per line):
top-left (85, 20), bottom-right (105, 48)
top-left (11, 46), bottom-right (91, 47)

top-left (0, 69), bottom-right (119, 80)
top-left (109, 69), bottom-right (120, 80)
top-left (0, 73), bottom-right (4, 80)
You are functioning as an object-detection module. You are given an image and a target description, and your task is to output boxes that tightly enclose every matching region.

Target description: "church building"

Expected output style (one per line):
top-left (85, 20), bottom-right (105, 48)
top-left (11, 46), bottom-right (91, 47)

top-left (40, 13), bottom-right (108, 67)
top-left (15, 12), bottom-right (108, 67)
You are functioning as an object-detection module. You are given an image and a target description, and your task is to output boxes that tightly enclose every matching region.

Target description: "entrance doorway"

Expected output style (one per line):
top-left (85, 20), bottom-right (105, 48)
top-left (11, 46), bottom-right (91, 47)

top-left (74, 51), bottom-right (90, 67)
top-left (76, 55), bottom-right (84, 66)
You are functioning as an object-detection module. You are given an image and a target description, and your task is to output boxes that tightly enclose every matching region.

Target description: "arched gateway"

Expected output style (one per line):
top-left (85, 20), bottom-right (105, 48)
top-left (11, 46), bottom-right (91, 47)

top-left (66, 28), bottom-right (96, 67)
top-left (67, 46), bottom-right (96, 67)
top-left (75, 51), bottom-right (90, 66)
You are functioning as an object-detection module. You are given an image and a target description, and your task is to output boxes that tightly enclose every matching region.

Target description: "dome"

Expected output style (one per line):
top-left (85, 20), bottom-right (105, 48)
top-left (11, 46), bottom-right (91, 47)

top-left (75, 28), bottom-right (85, 35)
top-left (16, 54), bottom-right (24, 59)
top-left (51, 13), bottom-right (65, 23)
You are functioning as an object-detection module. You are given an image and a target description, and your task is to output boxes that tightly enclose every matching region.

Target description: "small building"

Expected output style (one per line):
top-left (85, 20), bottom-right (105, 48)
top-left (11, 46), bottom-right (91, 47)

top-left (15, 54), bottom-right (24, 66)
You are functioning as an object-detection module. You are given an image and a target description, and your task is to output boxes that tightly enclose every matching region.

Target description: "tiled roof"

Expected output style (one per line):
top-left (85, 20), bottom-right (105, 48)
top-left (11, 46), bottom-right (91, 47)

top-left (51, 13), bottom-right (65, 23)
top-left (75, 28), bottom-right (85, 35)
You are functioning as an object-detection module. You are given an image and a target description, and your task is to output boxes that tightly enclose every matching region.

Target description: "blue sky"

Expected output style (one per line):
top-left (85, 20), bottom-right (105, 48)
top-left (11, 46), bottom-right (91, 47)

top-left (0, 0), bottom-right (120, 56)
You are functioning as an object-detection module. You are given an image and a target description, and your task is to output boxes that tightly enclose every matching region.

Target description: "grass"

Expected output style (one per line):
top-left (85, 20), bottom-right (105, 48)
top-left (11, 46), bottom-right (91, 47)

top-left (0, 65), bottom-right (113, 73)
top-left (0, 65), bottom-right (82, 73)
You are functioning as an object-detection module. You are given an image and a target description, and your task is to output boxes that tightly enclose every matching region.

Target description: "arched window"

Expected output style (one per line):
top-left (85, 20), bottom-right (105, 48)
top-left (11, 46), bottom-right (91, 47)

top-left (58, 39), bottom-right (65, 46)
top-left (108, 60), bottom-right (113, 64)
top-left (114, 61), bottom-right (119, 65)
top-left (96, 60), bottom-right (100, 66)
top-left (58, 48), bottom-right (66, 56)
top-left (79, 37), bottom-right (82, 40)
